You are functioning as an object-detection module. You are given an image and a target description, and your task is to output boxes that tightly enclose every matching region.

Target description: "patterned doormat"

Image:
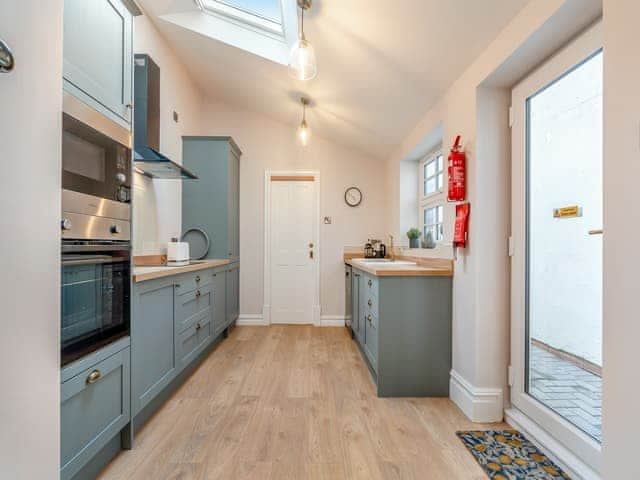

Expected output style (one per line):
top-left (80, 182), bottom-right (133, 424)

top-left (456, 430), bottom-right (571, 479)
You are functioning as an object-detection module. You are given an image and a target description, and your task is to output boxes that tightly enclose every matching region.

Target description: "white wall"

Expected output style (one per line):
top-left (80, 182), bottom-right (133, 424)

top-left (132, 16), bottom-right (205, 255)
top-left (0, 1), bottom-right (62, 478)
top-left (198, 100), bottom-right (387, 317)
top-left (384, 0), bottom-right (602, 422)
top-left (602, 0), bottom-right (640, 477)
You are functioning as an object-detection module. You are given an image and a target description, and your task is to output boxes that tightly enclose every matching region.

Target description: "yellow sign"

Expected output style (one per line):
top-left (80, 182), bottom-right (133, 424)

top-left (553, 205), bottom-right (582, 218)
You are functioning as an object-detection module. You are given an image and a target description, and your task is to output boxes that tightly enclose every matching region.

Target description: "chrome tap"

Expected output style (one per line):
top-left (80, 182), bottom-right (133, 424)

top-left (389, 234), bottom-right (395, 261)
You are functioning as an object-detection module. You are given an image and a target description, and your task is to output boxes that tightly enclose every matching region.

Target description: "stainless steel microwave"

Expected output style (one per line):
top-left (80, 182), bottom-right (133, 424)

top-left (62, 113), bottom-right (131, 204)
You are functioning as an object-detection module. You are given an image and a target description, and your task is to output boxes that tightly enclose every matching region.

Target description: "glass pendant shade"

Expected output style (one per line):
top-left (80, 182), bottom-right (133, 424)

top-left (297, 119), bottom-right (311, 146)
top-left (288, 37), bottom-right (317, 81)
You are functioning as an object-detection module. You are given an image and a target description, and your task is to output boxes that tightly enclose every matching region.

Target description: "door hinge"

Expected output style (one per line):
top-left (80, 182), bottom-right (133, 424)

top-left (508, 106), bottom-right (514, 128)
top-left (508, 365), bottom-right (515, 387)
top-left (508, 236), bottom-right (514, 257)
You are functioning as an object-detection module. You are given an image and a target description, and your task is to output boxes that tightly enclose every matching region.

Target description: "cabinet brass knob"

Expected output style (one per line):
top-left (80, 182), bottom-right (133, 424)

top-left (86, 370), bottom-right (101, 385)
top-left (196, 322), bottom-right (202, 331)
top-left (196, 275), bottom-right (201, 282)
top-left (368, 279), bottom-right (372, 287)
top-left (196, 290), bottom-right (201, 298)
top-left (368, 299), bottom-right (372, 307)
top-left (367, 315), bottom-right (372, 323)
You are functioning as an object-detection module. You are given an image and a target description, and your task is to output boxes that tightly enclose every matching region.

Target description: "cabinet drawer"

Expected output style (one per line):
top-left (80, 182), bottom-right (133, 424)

top-left (61, 346), bottom-right (130, 480)
top-left (364, 292), bottom-right (379, 318)
top-left (175, 283), bottom-right (213, 333)
top-left (174, 269), bottom-right (213, 296)
top-left (364, 273), bottom-right (379, 298)
top-left (177, 310), bottom-right (212, 369)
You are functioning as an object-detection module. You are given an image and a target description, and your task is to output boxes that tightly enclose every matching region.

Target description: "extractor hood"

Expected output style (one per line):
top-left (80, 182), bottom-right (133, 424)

top-left (133, 54), bottom-right (197, 179)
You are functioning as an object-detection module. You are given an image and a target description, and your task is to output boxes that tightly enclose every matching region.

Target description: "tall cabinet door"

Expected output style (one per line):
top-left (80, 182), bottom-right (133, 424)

top-left (227, 149), bottom-right (240, 260)
top-left (226, 265), bottom-right (240, 326)
top-left (63, 0), bottom-right (133, 126)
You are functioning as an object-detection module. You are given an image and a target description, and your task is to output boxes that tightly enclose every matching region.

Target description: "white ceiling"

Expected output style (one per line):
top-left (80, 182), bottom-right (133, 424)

top-left (137, 0), bottom-right (530, 158)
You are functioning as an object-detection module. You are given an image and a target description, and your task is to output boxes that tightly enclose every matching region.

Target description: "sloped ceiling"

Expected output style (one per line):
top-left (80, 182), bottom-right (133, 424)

top-left (136, 0), bottom-right (530, 158)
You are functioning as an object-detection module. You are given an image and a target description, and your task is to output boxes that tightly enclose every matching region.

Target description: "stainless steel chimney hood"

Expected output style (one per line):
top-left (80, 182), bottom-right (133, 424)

top-left (133, 54), bottom-right (198, 179)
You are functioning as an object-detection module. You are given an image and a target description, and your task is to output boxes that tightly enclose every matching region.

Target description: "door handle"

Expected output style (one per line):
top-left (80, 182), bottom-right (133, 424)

top-left (588, 229), bottom-right (604, 236)
top-left (309, 250), bottom-right (314, 259)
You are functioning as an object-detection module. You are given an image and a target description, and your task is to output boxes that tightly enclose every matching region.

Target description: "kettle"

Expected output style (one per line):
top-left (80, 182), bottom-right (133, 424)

top-left (364, 242), bottom-right (374, 258)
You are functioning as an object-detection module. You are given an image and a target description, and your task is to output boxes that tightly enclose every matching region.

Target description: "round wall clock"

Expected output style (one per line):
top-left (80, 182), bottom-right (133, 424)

top-left (344, 187), bottom-right (362, 207)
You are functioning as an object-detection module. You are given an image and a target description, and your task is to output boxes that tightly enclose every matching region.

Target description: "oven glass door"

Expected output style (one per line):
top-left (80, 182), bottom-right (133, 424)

top-left (62, 113), bottom-right (131, 203)
top-left (61, 248), bottom-right (130, 365)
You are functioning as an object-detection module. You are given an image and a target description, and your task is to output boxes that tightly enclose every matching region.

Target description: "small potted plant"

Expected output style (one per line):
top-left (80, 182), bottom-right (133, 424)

top-left (406, 228), bottom-right (422, 249)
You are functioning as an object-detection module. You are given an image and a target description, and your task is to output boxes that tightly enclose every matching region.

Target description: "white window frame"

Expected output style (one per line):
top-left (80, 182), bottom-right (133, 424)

top-left (419, 149), bottom-right (445, 244)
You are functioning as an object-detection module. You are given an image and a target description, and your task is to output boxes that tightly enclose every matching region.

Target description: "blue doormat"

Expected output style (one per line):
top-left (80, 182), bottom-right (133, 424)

top-left (456, 430), bottom-right (571, 479)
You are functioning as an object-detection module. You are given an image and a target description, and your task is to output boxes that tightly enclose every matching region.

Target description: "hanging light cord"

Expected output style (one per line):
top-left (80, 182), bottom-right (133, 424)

top-left (300, 5), bottom-right (305, 40)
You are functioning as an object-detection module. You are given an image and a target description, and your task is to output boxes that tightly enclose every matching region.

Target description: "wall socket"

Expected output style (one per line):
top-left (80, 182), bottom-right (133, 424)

top-left (323, 216), bottom-right (332, 224)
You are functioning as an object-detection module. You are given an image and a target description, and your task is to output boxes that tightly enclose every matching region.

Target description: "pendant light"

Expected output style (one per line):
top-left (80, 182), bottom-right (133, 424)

top-left (297, 97), bottom-right (311, 146)
top-left (289, 0), bottom-right (317, 81)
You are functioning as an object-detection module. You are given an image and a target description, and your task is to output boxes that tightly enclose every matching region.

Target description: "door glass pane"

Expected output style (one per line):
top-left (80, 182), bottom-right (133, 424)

top-left (526, 52), bottom-right (603, 442)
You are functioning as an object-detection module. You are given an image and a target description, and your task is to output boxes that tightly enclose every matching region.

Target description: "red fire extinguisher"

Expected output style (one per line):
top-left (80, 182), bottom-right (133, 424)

top-left (448, 135), bottom-right (466, 202)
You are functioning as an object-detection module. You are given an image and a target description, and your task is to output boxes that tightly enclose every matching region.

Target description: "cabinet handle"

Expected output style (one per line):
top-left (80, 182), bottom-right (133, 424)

top-left (196, 322), bottom-right (202, 331)
top-left (195, 275), bottom-right (201, 282)
top-left (196, 290), bottom-right (201, 298)
top-left (212, 273), bottom-right (217, 277)
top-left (367, 314), bottom-right (372, 324)
top-left (175, 283), bottom-right (181, 288)
top-left (86, 370), bottom-right (101, 385)
top-left (126, 103), bottom-right (134, 109)
top-left (368, 279), bottom-right (373, 287)
top-left (368, 299), bottom-right (372, 307)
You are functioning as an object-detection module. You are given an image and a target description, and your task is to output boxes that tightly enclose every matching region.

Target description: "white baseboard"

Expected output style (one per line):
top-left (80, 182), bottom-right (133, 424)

top-left (449, 370), bottom-right (504, 423)
top-left (237, 314), bottom-right (345, 327)
top-left (236, 314), bottom-right (268, 326)
top-left (312, 305), bottom-right (321, 327)
top-left (505, 408), bottom-right (601, 480)
top-left (319, 315), bottom-right (345, 327)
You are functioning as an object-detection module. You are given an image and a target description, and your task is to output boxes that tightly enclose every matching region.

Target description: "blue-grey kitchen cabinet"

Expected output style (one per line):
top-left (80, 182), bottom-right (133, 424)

top-left (225, 263), bottom-right (240, 328)
top-left (63, 0), bottom-right (135, 127)
top-left (211, 268), bottom-right (227, 335)
top-left (60, 337), bottom-right (131, 480)
top-left (350, 267), bottom-right (452, 397)
top-left (182, 137), bottom-right (242, 261)
top-left (131, 277), bottom-right (177, 416)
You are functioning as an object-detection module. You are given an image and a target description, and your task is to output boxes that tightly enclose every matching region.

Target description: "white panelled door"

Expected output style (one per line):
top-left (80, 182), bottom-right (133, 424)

top-left (269, 176), bottom-right (318, 324)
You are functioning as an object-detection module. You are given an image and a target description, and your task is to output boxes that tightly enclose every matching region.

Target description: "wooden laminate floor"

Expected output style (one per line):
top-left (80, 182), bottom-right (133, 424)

top-left (99, 326), bottom-right (504, 480)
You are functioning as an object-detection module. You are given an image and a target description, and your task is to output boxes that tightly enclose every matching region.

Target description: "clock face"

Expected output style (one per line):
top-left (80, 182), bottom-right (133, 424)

top-left (345, 187), bottom-right (362, 207)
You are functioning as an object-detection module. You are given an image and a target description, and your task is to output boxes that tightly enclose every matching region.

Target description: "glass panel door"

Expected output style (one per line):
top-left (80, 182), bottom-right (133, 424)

top-left (526, 51), bottom-right (603, 442)
top-left (510, 22), bottom-right (602, 474)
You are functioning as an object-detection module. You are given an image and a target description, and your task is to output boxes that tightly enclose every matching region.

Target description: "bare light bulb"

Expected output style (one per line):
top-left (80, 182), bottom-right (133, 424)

top-left (297, 119), bottom-right (311, 146)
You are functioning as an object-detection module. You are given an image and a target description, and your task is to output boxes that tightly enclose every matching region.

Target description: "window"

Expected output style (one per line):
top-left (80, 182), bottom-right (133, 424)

top-left (423, 153), bottom-right (444, 197)
top-left (218, 0), bottom-right (283, 23)
top-left (419, 149), bottom-right (445, 244)
top-left (423, 205), bottom-right (444, 242)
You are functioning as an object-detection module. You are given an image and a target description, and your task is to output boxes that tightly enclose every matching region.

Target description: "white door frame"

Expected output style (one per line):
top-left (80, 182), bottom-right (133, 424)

top-left (263, 170), bottom-right (321, 326)
top-left (510, 22), bottom-right (602, 477)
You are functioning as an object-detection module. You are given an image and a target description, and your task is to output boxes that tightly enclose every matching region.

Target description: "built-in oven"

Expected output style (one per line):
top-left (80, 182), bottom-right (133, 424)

top-left (60, 109), bottom-right (132, 366)
top-left (61, 241), bottom-right (131, 366)
top-left (62, 112), bottom-right (131, 204)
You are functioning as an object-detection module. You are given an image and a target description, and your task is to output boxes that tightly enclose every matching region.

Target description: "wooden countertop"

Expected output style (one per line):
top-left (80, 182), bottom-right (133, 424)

top-left (133, 259), bottom-right (232, 283)
top-left (345, 256), bottom-right (453, 277)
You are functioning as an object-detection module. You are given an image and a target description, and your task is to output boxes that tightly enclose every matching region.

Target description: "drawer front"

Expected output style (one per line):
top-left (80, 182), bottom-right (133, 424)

top-left (177, 310), bottom-right (212, 369)
top-left (61, 346), bottom-right (130, 480)
top-left (176, 283), bottom-right (213, 333)
top-left (364, 273), bottom-right (379, 298)
top-left (363, 312), bottom-right (379, 372)
top-left (364, 292), bottom-right (379, 318)
top-left (174, 269), bottom-right (213, 296)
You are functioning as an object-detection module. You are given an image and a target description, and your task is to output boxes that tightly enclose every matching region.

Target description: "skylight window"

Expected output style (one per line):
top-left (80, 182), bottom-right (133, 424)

top-left (196, 0), bottom-right (286, 36)
top-left (218, 0), bottom-right (283, 24)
